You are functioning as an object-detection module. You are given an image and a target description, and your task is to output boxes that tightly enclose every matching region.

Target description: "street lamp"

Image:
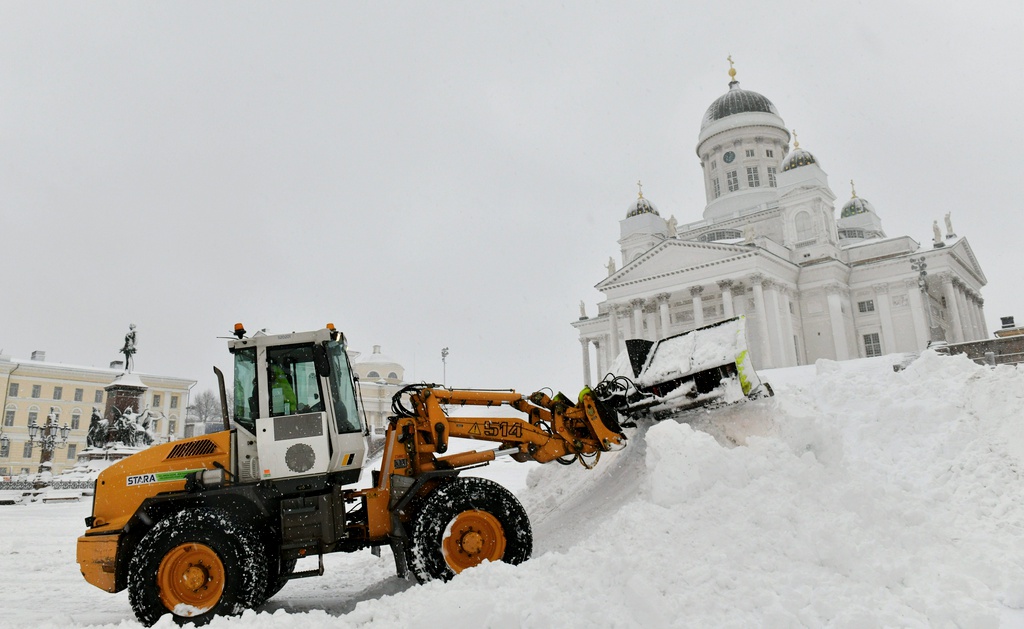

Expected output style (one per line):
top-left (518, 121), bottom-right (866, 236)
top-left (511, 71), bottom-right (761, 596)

top-left (441, 347), bottom-right (449, 387)
top-left (27, 407), bottom-right (72, 473)
top-left (910, 256), bottom-right (938, 343)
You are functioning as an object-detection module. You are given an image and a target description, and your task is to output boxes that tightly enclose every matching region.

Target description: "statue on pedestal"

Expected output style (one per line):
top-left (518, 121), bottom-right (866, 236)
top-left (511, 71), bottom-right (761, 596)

top-left (944, 212), bottom-right (956, 239)
top-left (121, 324), bottom-right (138, 372)
top-left (606, 257), bottom-right (616, 276)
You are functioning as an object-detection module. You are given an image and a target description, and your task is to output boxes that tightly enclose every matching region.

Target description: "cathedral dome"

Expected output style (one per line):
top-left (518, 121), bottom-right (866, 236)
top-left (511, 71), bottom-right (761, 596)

top-left (781, 130), bottom-right (818, 172)
top-left (700, 81), bottom-right (780, 132)
top-left (840, 182), bottom-right (876, 218)
top-left (626, 195), bottom-right (659, 218)
top-left (782, 147), bottom-right (817, 172)
top-left (354, 345), bottom-right (404, 382)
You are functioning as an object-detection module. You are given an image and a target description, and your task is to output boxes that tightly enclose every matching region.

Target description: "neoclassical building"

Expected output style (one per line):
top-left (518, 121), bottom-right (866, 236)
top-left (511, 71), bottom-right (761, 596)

top-left (0, 352), bottom-right (195, 476)
top-left (573, 65), bottom-right (988, 383)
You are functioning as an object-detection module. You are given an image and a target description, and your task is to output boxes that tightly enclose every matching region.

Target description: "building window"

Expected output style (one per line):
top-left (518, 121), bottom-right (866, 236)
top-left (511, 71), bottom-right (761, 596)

top-left (367, 371), bottom-right (380, 378)
top-left (23, 442), bottom-right (33, 458)
top-left (153, 394), bottom-right (162, 407)
top-left (795, 211), bottom-right (814, 241)
top-left (74, 388), bottom-right (84, 402)
top-left (863, 333), bottom-right (882, 358)
top-left (153, 420), bottom-right (160, 433)
top-left (169, 420), bottom-right (177, 435)
top-left (71, 412), bottom-right (81, 430)
top-left (27, 410), bottom-right (38, 427)
top-left (711, 160), bottom-right (717, 170)
top-left (170, 395), bottom-right (179, 409)
top-left (767, 166), bottom-right (777, 188)
top-left (713, 178), bottom-right (721, 198)
top-left (388, 372), bottom-right (399, 379)
top-left (726, 170), bottom-right (739, 192)
top-left (32, 385), bottom-right (41, 398)
top-left (67, 444), bottom-right (77, 460)
top-left (3, 408), bottom-right (14, 427)
top-left (95, 390), bottom-right (103, 404)
top-left (858, 300), bottom-right (875, 313)
top-left (745, 149), bottom-right (755, 157)
top-left (53, 386), bottom-right (63, 400)
top-left (0, 441), bottom-right (8, 458)
top-left (766, 149), bottom-right (774, 158)
top-left (746, 167), bottom-right (760, 188)
top-left (7, 383), bottom-right (17, 397)
top-left (698, 229), bottom-right (742, 243)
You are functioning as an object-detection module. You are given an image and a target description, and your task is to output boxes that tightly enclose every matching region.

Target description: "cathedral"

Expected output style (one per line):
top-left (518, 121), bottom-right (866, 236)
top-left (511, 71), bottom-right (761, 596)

top-left (573, 63), bottom-right (988, 384)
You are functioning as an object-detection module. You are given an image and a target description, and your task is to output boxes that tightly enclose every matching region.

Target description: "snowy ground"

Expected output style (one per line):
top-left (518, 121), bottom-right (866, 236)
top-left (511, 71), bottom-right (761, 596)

top-left (4, 350), bottom-right (1024, 628)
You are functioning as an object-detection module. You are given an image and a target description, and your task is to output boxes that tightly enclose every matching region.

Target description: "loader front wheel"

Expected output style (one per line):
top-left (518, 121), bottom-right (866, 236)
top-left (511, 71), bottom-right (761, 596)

top-left (127, 508), bottom-right (267, 626)
top-left (407, 477), bottom-right (532, 583)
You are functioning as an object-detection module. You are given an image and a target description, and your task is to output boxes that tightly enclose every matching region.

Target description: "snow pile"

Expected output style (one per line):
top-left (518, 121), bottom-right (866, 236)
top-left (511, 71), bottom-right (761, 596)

top-left (5, 351), bottom-right (1024, 628)
top-left (636, 318), bottom-right (743, 387)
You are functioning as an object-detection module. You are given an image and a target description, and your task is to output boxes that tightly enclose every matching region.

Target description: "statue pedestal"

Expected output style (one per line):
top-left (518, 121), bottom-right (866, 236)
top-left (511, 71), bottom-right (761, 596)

top-left (104, 373), bottom-right (148, 422)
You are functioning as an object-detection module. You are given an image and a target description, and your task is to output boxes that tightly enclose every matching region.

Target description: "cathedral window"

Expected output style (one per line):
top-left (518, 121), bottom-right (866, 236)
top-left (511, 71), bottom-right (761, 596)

top-left (863, 333), bottom-right (882, 358)
top-left (698, 229), bottom-right (742, 242)
top-left (766, 149), bottom-right (774, 158)
top-left (858, 300), bottom-right (875, 313)
top-left (713, 178), bottom-right (721, 198)
top-left (767, 166), bottom-right (777, 188)
top-left (746, 167), bottom-right (760, 188)
top-left (745, 149), bottom-right (755, 158)
top-left (795, 211), bottom-right (814, 241)
top-left (726, 170), bottom-right (739, 192)
top-left (711, 160), bottom-right (717, 170)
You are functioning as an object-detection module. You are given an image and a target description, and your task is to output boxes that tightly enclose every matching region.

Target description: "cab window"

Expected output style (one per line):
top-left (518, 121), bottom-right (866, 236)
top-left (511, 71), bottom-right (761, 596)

top-left (267, 345), bottom-right (324, 417)
top-left (233, 347), bottom-right (258, 434)
top-left (327, 341), bottom-right (361, 433)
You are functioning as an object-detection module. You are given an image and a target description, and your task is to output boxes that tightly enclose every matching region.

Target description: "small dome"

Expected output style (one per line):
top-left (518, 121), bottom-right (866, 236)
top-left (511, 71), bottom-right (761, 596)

top-left (701, 81), bottom-right (780, 131)
top-left (354, 345), bottom-right (404, 383)
top-left (841, 196), bottom-right (876, 218)
top-left (781, 147), bottom-right (817, 172)
top-left (626, 196), bottom-right (659, 218)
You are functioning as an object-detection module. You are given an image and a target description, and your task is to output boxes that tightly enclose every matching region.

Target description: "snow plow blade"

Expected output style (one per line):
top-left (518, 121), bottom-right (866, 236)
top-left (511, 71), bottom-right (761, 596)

top-left (613, 316), bottom-right (771, 420)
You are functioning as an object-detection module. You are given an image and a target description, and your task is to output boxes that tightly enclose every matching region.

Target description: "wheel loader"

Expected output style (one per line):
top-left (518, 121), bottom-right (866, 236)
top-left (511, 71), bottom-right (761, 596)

top-left (76, 324), bottom-right (630, 626)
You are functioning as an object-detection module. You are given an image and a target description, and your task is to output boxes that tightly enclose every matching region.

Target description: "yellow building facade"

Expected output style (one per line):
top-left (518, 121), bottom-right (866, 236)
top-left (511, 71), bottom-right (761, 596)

top-left (0, 352), bottom-right (195, 476)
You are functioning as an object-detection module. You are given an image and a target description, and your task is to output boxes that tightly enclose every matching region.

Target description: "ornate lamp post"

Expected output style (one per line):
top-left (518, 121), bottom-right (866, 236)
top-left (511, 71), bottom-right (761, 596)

top-left (27, 407), bottom-right (71, 473)
top-left (441, 347), bottom-right (449, 387)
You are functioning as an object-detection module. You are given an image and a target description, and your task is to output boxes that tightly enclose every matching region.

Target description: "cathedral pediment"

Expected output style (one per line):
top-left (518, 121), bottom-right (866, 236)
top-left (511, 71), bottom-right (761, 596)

top-left (949, 238), bottom-right (987, 285)
top-left (598, 239), bottom-right (754, 289)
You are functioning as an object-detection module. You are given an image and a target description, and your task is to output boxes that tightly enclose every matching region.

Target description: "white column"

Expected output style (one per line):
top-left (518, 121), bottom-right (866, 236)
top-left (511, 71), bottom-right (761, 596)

top-left (940, 274), bottom-right (963, 343)
top-left (873, 283), bottom-right (897, 353)
top-left (718, 280), bottom-right (735, 318)
top-left (732, 282), bottom-right (746, 317)
top-left (764, 280), bottom-right (786, 367)
top-left (749, 274), bottom-right (773, 368)
top-left (594, 340), bottom-right (604, 380)
top-left (580, 338), bottom-right (592, 387)
top-left (645, 299), bottom-right (658, 341)
top-left (825, 283), bottom-right (850, 360)
top-left (978, 297), bottom-right (989, 337)
top-left (780, 286), bottom-right (798, 365)
top-left (954, 280), bottom-right (972, 341)
top-left (609, 305), bottom-right (620, 363)
top-left (967, 291), bottom-right (983, 341)
top-left (905, 279), bottom-right (929, 349)
top-left (631, 299), bottom-right (645, 340)
top-left (691, 286), bottom-right (705, 328)
top-left (657, 293), bottom-right (672, 337)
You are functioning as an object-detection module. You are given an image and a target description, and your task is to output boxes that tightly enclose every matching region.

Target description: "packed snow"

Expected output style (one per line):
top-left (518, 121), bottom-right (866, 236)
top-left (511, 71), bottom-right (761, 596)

top-left (4, 350), bottom-right (1024, 628)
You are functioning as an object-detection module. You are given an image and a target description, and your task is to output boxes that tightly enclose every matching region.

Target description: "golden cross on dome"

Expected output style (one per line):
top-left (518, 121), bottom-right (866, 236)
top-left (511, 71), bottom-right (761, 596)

top-left (850, 180), bottom-right (858, 198)
top-left (792, 129), bottom-right (800, 149)
top-left (727, 55), bottom-right (736, 81)
top-left (637, 180), bottom-right (644, 198)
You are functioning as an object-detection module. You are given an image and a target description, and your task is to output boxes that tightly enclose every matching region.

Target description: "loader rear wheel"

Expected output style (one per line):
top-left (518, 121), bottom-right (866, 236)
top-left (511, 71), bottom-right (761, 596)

top-left (127, 508), bottom-right (267, 626)
top-left (407, 477), bottom-right (532, 583)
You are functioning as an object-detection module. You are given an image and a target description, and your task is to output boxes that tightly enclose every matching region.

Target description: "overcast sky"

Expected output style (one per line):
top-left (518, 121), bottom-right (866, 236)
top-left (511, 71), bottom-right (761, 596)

top-left (2, 1), bottom-right (1022, 398)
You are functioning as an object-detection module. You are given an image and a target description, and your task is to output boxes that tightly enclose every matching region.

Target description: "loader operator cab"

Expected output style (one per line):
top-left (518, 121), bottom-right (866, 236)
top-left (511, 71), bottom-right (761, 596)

top-left (228, 326), bottom-right (367, 485)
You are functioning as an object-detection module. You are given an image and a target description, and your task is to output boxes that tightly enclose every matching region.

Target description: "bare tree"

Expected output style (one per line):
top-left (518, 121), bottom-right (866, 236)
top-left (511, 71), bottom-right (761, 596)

top-left (186, 390), bottom-right (227, 434)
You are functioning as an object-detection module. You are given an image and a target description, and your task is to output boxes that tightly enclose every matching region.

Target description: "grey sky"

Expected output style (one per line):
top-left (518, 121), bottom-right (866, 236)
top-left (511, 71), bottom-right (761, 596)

top-left (2, 1), bottom-right (1021, 397)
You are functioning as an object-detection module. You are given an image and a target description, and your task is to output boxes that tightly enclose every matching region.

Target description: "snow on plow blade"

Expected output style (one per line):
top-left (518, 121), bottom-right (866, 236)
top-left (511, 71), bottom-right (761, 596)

top-left (622, 316), bottom-right (771, 419)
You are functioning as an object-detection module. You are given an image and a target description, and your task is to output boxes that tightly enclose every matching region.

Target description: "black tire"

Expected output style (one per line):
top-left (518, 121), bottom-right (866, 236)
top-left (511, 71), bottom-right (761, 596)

top-left (127, 508), bottom-right (268, 626)
top-left (407, 477), bottom-right (532, 583)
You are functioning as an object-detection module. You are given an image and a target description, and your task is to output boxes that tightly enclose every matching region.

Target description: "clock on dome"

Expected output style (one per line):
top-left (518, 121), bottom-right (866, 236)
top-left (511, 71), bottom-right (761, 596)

top-left (723, 151), bottom-right (735, 164)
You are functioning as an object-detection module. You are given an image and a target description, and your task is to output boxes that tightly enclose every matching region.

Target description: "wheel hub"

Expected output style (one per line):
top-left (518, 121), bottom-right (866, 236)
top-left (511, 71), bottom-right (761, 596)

top-left (157, 542), bottom-right (225, 613)
top-left (442, 510), bottom-right (507, 573)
